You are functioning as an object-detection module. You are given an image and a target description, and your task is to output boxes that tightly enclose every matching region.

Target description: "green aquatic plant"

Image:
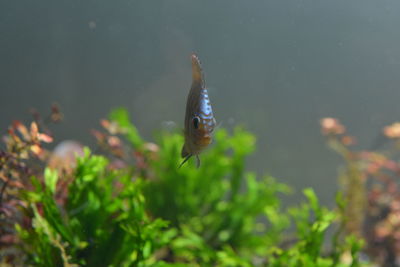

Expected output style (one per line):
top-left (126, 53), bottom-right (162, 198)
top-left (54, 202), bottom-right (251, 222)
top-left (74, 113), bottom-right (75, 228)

top-left (0, 108), bottom-right (367, 266)
top-left (16, 150), bottom-right (174, 267)
top-left (268, 189), bottom-right (364, 267)
top-left (105, 108), bottom-right (292, 265)
top-left (320, 118), bottom-right (366, 239)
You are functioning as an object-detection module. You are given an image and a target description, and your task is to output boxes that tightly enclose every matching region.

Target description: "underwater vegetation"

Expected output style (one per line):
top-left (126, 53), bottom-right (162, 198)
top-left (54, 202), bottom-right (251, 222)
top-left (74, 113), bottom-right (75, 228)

top-left (321, 118), bottom-right (400, 267)
top-left (2, 106), bottom-right (399, 266)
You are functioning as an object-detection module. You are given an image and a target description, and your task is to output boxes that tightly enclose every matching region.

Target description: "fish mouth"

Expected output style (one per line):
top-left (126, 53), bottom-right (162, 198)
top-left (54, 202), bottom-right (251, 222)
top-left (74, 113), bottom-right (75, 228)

top-left (197, 135), bottom-right (212, 146)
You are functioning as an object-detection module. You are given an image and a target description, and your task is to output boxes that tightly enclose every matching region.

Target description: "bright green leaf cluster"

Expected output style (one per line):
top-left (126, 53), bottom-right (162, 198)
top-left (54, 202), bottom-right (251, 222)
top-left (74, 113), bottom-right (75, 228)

top-left (12, 108), bottom-right (368, 267)
top-left (17, 148), bottom-right (174, 267)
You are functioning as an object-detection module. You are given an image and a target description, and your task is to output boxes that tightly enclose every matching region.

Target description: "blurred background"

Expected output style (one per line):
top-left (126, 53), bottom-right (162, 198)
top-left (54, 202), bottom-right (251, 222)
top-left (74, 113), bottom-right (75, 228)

top-left (1, 0), bottom-right (400, 205)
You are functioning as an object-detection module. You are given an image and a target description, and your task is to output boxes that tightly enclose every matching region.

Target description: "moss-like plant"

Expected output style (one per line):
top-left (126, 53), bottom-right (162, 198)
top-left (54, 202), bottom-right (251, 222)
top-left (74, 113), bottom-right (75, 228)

top-left (0, 108), bottom-right (366, 266)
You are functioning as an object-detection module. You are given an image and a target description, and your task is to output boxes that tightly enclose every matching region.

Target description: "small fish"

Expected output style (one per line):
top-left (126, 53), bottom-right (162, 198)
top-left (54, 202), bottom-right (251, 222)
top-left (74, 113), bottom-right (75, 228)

top-left (180, 54), bottom-right (216, 168)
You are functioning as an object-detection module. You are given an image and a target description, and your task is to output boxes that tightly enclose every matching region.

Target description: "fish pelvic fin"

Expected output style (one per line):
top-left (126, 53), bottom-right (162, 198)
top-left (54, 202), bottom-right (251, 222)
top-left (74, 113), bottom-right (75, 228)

top-left (179, 154), bottom-right (192, 168)
top-left (179, 144), bottom-right (200, 168)
top-left (180, 144), bottom-right (191, 168)
top-left (181, 143), bottom-right (189, 158)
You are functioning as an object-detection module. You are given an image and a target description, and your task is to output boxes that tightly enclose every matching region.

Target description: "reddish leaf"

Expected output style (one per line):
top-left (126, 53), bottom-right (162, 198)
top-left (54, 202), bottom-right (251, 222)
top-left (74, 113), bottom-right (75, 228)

top-left (38, 133), bottom-right (53, 143)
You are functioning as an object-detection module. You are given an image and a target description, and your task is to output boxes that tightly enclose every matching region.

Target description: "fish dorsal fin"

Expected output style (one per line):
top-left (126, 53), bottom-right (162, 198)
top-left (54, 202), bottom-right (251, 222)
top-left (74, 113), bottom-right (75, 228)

top-left (191, 54), bottom-right (204, 88)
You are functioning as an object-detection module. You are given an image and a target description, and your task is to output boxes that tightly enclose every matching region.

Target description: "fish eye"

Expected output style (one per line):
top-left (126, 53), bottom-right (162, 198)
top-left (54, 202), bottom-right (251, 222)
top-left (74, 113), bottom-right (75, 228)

top-left (193, 116), bottom-right (200, 129)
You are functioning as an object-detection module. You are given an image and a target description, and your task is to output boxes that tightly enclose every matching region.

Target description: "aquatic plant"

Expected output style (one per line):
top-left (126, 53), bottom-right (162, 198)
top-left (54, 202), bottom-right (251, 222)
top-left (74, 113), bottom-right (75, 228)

top-left (0, 108), bottom-right (365, 266)
top-left (321, 117), bottom-right (400, 267)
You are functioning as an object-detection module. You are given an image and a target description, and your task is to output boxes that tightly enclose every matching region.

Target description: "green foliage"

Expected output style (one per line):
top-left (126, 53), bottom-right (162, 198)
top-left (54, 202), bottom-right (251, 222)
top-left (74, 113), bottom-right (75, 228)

top-left (4, 108), bottom-right (368, 266)
top-left (109, 107), bottom-right (144, 149)
top-left (268, 189), bottom-right (355, 267)
top-left (143, 126), bottom-right (291, 265)
top-left (17, 148), bottom-right (173, 267)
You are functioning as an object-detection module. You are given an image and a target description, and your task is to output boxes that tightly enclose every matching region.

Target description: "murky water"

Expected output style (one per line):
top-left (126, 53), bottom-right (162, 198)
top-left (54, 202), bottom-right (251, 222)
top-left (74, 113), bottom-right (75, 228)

top-left (2, 0), bottom-right (400, 204)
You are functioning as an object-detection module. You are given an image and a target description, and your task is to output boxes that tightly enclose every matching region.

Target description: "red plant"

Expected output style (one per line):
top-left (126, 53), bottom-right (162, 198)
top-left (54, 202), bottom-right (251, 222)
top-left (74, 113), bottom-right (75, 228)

top-left (0, 105), bottom-right (62, 264)
top-left (321, 117), bottom-right (400, 267)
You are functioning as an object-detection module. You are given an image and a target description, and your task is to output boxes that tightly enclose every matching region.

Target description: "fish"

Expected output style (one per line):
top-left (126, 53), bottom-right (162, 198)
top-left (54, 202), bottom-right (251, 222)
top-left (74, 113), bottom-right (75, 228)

top-left (180, 54), bottom-right (216, 168)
